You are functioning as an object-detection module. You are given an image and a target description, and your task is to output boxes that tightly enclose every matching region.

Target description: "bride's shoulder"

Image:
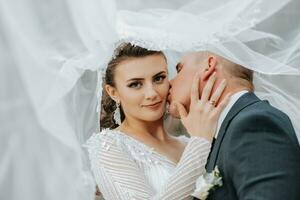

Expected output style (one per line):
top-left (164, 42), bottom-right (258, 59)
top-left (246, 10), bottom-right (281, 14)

top-left (86, 128), bottom-right (118, 140)
top-left (84, 129), bottom-right (122, 150)
top-left (83, 129), bottom-right (150, 163)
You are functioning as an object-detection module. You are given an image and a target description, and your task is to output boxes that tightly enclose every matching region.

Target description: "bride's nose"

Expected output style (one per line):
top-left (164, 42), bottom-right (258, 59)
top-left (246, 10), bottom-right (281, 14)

top-left (144, 84), bottom-right (158, 100)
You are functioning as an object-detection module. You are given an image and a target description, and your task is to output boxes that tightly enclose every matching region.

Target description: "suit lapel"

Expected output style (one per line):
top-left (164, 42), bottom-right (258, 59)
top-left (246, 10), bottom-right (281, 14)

top-left (206, 92), bottom-right (260, 171)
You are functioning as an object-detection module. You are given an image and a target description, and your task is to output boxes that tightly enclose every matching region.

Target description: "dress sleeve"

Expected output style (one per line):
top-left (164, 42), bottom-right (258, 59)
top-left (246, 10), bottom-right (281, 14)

top-left (85, 134), bottom-right (211, 200)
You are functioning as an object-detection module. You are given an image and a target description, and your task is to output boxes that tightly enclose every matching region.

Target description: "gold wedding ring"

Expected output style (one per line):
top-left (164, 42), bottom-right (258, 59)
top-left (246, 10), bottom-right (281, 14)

top-left (209, 100), bottom-right (216, 106)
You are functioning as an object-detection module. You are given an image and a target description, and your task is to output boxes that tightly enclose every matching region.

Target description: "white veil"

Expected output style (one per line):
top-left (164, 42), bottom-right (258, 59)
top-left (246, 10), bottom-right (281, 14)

top-left (115, 0), bottom-right (300, 142)
top-left (1, 0), bottom-right (299, 200)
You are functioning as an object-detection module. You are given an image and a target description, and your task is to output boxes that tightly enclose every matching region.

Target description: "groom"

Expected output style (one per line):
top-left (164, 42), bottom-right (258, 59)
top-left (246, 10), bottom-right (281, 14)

top-left (168, 51), bottom-right (300, 199)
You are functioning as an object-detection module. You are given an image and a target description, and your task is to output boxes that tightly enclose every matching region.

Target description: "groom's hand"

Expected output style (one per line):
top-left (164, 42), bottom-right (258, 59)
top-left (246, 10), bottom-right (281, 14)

top-left (175, 72), bottom-right (230, 141)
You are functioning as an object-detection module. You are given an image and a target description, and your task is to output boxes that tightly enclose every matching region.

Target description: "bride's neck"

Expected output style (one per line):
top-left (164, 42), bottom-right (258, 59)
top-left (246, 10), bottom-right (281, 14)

top-left (118, 118), bottom-right (167, 142)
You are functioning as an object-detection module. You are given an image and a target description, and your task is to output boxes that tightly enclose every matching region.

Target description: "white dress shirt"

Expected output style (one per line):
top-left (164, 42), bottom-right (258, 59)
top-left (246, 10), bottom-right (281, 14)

top-left (215, 90), bottom-right (249, 138)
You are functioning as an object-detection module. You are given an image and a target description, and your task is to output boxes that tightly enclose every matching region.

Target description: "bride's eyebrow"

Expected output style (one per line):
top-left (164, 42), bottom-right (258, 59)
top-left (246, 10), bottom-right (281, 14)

top-left (153, 71), bottom-right (167, 77)
top-left (126, 75), bottom-right (150, 82)
top-left (126, 78), bottom-right (143, 82)
top-left (126, 71), bottom-right (168, 82)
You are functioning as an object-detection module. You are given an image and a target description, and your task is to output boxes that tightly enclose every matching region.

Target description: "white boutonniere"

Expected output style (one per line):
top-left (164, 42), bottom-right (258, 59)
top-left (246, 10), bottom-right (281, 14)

top-left (191, 166), bottom-right (223, 200)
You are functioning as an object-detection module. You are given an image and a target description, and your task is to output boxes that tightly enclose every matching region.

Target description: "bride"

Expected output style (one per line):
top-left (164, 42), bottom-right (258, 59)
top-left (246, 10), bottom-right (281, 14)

top-left (85, 43), bottom-right (230, 199)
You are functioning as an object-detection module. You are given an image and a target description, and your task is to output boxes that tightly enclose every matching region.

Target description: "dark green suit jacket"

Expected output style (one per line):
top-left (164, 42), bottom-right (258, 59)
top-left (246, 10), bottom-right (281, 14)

top-left (198, 92), bottom-right (300, 200)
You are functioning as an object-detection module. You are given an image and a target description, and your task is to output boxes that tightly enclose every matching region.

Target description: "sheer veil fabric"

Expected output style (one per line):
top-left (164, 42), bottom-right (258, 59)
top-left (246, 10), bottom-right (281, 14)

top-left (0, 0), bottom-right (299, 200)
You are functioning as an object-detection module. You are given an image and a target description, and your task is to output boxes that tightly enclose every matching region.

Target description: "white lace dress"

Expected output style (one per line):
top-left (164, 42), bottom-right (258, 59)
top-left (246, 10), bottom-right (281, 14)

top-left (85, 129), bottom-right (211, 200)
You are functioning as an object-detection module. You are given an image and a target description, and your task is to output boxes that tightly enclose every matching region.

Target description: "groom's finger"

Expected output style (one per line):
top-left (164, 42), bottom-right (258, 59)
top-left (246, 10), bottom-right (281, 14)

top-left (175, 102), bottom-right (188, 119)
top-left (190, 72), bottom-right (201, 104)
top-left (201, 72), bottom-right (216, 102)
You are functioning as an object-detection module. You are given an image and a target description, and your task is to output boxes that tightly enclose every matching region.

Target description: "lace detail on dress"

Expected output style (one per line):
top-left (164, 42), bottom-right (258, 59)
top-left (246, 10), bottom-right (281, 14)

top-left (86, 129), bottom-right (177, 168)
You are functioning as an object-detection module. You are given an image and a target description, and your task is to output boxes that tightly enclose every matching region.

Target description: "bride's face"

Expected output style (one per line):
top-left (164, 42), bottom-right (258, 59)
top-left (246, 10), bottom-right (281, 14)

top-left (109, 54), bottom-right (169, 122)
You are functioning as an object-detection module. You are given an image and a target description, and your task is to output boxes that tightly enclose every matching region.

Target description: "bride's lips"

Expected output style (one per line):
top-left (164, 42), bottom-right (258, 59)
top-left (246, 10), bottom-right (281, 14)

top-left (143, 101), bottom-right (162, 109)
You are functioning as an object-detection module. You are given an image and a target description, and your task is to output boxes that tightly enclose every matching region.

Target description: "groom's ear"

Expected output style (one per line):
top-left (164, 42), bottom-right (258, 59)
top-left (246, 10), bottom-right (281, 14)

top-left (202, 55), bottom-right (217, 81)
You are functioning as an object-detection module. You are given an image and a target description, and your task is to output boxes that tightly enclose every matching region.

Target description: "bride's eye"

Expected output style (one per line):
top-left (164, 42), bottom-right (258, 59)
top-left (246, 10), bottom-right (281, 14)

top-left (128, 81), bottom-right (142, 89)
top-left (154, 75), bottom-right (166, 83)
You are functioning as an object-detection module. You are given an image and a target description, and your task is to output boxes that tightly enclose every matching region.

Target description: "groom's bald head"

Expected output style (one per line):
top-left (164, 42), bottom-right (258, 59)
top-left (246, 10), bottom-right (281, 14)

top-left (168, 51), bottom-right (254, 118)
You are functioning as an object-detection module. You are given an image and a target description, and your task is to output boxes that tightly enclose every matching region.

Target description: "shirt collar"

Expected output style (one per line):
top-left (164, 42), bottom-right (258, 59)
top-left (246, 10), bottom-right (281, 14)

top-left (215, 90), bottom-right (249, 138)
